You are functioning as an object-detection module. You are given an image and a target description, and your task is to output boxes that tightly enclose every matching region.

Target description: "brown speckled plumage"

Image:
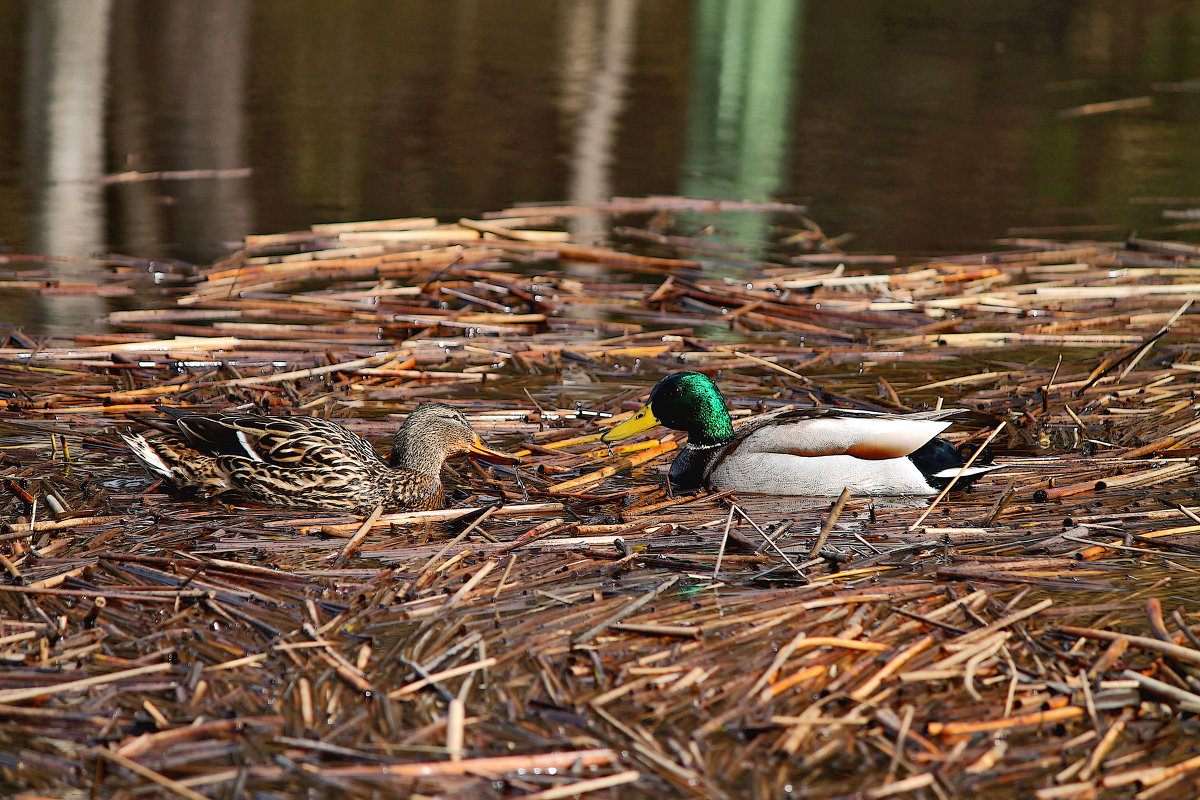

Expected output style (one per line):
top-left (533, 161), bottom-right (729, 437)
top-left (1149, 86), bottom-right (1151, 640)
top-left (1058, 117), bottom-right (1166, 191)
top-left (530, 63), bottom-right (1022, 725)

top-left (121, 403), bottom-right (515, 513)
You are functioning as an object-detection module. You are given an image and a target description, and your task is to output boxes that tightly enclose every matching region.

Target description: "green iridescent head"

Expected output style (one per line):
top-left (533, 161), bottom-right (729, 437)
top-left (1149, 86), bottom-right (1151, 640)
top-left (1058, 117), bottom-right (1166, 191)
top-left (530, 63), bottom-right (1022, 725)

top-left (602, 371), bottom-right (735, 447)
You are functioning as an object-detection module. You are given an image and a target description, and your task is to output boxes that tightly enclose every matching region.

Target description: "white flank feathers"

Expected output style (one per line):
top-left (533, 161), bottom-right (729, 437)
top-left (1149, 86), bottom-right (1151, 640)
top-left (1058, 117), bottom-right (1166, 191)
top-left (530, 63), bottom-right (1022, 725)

top-left (931, 464), bottom-right (1003, 479)
top-left (709, 453), bottom-right (939, 496)
top-left (236, 430), bottom-right (265, 462)
top-left (119, 433), bottom-right (175, 480)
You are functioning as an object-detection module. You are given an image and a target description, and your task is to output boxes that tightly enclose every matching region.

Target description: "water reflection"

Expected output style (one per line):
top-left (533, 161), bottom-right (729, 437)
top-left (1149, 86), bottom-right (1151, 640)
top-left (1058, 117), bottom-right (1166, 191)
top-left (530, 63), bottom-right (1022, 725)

top-left (682, 0), bottom-right (800, 244)
top-left (21, 0), bottom-right (111, 334)
top-left (563, 0), bottom-right (639, 242)
top-left (4, 2), bottom-right (1200, 333)
top-left (107, 1), bottom-right (252, 265)
top-left (9, 1), bottom-right (253, 334)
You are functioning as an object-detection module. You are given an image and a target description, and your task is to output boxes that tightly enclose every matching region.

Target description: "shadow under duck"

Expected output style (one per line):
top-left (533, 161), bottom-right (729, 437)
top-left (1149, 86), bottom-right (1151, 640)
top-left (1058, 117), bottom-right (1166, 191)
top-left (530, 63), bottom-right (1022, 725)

top-left (601, 371), bottom-right (1001, 497)
top-left (121, 402), bottom-right (516, 512)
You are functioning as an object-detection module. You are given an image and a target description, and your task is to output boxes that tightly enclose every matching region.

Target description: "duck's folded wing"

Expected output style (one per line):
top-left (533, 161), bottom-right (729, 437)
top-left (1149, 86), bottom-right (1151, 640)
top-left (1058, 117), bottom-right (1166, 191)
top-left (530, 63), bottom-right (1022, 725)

top-left (737, 409), bottom-right (956, 460)
top-left (174, 415), bottom-right (303, 464)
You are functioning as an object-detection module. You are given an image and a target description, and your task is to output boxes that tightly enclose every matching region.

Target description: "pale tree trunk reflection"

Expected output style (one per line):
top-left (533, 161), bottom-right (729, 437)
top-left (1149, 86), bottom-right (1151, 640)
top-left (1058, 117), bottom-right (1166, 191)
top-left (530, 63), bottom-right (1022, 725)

top-left (24, 0), bottom-right (112, 334)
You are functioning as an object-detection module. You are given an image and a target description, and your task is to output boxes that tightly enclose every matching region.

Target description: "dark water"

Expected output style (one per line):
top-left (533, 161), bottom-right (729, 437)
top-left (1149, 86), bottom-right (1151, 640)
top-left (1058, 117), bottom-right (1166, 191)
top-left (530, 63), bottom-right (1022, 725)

top-left (2, 0), bottom-right (1200, 331)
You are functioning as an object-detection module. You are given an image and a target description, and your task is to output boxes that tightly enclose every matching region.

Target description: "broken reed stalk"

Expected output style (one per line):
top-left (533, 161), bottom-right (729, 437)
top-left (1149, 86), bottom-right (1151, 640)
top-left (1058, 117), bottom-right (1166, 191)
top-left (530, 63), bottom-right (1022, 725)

top-left (94, 748), bottom-right (211, 800)
top-left (574, 576), bottom-right (680, 644)
top-left (330, 503), bottom-right (384, 566)
top-left (981, 475), bottom-right (1019, 526)
top-left (1054, 626), bottom-right (1200, 667)
top-left (810, 487), bottom-right (852, 558)
top-left (0, 662), bottom-right (174, 704)
top-left (734, 505), bottom-right (806, 577)
top-left (713, 504), bottom-right (737, 579)
top-left (545, 437), bottom-right (676, 493)
top-left (1117, 297), bottom-right (1193, 380)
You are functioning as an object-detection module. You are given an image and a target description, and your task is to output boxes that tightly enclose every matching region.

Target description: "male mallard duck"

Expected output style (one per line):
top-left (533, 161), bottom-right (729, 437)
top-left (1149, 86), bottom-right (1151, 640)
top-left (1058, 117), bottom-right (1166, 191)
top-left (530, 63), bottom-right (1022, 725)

top-left (121, 403), bottom-right (517, 512)
top-left (601, 371), bottom-right (1000, 496)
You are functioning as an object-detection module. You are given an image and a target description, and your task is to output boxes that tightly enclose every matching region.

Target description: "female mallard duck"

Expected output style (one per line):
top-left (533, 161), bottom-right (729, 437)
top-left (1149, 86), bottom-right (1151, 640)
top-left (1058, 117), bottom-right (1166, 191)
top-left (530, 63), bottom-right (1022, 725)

top-left (121, 403), bottom-right (516, 513)
top-left (601, 372), bottom-right (999, 496)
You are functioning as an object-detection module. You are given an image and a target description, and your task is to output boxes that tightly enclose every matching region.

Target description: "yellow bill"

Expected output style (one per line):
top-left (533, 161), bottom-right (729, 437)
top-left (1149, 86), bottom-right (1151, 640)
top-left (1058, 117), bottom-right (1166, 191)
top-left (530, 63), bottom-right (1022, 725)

top-left (601, 404), bottom-right (660, 443)
top-left (468, 436), bottom-right (520, 464)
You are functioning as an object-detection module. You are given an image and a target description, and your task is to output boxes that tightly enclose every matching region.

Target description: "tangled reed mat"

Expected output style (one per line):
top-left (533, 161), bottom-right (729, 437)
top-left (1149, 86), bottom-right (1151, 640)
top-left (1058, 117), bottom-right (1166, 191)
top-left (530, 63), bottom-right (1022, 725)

top-left (3, 198), bottom-right (1200, 798)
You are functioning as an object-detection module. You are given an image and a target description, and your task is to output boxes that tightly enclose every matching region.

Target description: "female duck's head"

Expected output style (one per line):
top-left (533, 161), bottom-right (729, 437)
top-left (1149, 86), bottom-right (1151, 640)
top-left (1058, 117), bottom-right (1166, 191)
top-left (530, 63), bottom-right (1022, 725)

top-left (603, 371), bottom-right (734, 446)
top-left (390, 403), bottom-right (517, 473)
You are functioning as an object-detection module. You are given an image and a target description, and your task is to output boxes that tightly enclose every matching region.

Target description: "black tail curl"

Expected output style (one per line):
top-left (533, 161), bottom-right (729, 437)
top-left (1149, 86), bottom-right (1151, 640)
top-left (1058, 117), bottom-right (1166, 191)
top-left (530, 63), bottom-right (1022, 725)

top-left (909, 437), bottom-right (995, 491)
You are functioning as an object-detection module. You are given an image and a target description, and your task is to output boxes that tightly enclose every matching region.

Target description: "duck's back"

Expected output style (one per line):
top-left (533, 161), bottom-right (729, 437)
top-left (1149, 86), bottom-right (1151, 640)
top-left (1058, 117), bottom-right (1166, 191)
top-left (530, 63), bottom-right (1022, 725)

top-left (174, 414), bottom-right (381, 469)
top-left (732, 407), bottom-right (955, 459)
